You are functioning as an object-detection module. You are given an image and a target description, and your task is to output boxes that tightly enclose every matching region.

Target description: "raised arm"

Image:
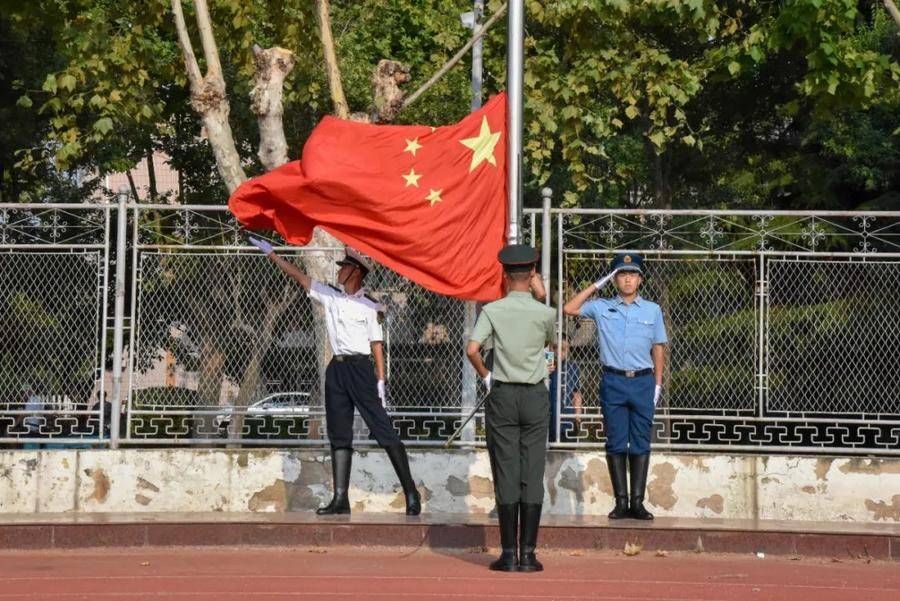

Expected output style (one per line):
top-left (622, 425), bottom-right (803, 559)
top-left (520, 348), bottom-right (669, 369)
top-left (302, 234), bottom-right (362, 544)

top-left (563, 268), bottom-right (618, 316)
top-left (249, 237), bottom-right (312, 290)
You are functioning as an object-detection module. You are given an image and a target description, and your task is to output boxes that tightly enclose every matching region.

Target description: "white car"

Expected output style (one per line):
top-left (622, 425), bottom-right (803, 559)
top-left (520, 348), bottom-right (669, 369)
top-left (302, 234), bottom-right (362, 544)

top-left (214, 392), bottom-right (312, 429)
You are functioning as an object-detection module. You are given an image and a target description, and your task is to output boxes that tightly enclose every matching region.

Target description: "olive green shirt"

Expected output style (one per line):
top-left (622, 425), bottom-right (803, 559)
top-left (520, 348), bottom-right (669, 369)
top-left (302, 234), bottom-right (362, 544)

top-left (470, 291), bottom-right (556, 384)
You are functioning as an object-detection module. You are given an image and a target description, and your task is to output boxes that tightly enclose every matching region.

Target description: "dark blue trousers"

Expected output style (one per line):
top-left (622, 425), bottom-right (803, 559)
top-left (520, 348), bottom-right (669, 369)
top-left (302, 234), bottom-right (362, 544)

top-left (324, 356), bottom-right (400, 450)
top-left (600, 372), bottom-right (655, 454)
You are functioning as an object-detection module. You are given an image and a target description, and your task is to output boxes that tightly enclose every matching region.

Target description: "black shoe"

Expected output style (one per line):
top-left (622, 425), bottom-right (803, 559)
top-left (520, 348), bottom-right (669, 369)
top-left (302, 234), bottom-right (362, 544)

top-left (489, 503), bottom-right (519, 572)
top-left (606, 454), bottom-right (630, 519)
top-left (628, 453), bottom-right (654, 521)
top-left (385, 444), bottom-right (421, 516)
top-left (518, 503), bottom-right (543, 572)
top-left (316, 448), bottom-right (352, 515)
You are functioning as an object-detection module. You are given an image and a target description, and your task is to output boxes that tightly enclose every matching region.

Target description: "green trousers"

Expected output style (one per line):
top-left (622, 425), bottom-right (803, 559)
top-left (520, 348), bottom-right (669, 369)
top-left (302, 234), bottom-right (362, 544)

top-left (485, 382), bottom-right (549, 504)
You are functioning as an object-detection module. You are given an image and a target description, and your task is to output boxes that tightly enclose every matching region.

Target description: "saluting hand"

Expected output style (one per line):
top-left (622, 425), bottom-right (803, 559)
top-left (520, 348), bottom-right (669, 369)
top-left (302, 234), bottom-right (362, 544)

top-left (594, 268), bottom-right (620, 290)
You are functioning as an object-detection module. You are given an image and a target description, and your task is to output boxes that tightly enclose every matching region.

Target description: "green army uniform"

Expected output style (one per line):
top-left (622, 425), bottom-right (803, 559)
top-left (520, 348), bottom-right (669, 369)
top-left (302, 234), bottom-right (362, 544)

top-left (471, 293), bottom-right (555, 504)
top-left (469, 244), bottom-right (555, 573)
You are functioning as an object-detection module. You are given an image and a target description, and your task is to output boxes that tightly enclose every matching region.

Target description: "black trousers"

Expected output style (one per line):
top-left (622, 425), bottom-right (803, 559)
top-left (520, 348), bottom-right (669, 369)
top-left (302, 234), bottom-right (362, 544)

top-left (324, 356), bottom-right (400, 450)
top-left (485, 382), bottom-right (549, 505)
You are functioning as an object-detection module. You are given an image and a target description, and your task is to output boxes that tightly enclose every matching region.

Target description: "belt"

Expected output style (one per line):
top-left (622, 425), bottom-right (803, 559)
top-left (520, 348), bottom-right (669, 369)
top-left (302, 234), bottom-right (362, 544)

top-left (333, 354), bottom-right (370, 363)
top-left (494, 381), bottom-right (544, 387)
top-left (603, 366), bottom-right (653, 378)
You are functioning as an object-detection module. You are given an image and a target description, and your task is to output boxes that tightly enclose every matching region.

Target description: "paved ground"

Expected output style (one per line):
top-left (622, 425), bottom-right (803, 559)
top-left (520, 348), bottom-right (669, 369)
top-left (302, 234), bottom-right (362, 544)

top-left (0, 546), bottom-right (897, 601)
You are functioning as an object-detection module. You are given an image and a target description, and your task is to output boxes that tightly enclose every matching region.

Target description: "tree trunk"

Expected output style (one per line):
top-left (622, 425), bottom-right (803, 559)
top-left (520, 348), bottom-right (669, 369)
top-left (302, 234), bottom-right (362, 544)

top-left (146, 147), bottom-right (158, 201)
top-left (228, 282), bottom-right (298, 441)
top-left (250, 45), bottom-right (296, 170)
top-left (884, 0), bottom-right (900, 28)
top-left (196, 336), bottom-right (225, 437)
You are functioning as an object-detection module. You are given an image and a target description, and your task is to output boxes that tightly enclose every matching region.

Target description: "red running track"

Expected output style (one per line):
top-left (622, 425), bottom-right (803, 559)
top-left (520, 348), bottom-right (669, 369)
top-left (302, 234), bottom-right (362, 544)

top-left (0, 546), bottom-right (897, 601)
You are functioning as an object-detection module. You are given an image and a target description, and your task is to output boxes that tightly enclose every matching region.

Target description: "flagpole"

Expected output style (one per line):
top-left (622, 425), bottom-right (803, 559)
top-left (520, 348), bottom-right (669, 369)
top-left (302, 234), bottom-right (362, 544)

top-left (506, 0), bottom-right (524, 244)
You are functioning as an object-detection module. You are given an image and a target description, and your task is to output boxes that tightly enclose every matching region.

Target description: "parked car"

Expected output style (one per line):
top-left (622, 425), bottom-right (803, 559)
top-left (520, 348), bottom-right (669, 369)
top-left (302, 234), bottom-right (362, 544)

top-left (214, 392), bottom-right (312, 430)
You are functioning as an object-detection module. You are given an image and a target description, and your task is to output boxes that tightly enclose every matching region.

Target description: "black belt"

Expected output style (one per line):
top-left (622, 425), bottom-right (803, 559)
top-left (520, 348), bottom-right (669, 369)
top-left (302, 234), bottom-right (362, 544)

top-left (603, 366), bottom-right (653, 378)
top-left (495, 381), bottom-right (544, 387)
top-left (333, 354), bottom-right (370, 363)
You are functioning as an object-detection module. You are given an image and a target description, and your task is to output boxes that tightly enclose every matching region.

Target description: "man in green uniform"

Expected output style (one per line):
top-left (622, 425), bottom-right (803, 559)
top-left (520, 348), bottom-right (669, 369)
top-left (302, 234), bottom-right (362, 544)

top-left (466, 244), bottom-right (555, 573)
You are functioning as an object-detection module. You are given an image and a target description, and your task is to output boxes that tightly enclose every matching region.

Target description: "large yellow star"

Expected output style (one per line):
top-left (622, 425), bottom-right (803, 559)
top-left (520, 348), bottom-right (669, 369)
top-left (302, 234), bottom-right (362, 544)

top-left (459, 116), bottom-right (501, 172)
top-left (425, 189), bottom-right (442, 207)
top-left (404, 138), bottom-right (423, 156)
top-left (402, 168), bottom-right (422, 188)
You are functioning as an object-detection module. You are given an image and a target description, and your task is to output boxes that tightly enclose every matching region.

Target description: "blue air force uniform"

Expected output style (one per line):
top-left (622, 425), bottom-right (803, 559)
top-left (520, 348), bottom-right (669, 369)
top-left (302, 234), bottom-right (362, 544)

top-left (579, 253), bottom-right (667, 520)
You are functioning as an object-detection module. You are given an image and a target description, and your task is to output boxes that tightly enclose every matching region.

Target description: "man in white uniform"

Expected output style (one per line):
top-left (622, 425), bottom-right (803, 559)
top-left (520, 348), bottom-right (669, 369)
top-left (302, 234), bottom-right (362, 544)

top-left (249, 237), bottom-right (421, 516)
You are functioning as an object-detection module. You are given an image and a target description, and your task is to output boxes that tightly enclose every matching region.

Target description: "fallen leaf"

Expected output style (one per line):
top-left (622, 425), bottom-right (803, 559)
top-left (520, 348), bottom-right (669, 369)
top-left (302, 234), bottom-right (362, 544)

top-left (569, 550), bottom-right (584, 557)
top-left (623, 542), bottom-right (642, 556)
top-left (655, 550), bottom-right (668, 557)
top-left (308, 548), bottom-right (327, 554)
top-left (140, 562), bottom-right (150, 567)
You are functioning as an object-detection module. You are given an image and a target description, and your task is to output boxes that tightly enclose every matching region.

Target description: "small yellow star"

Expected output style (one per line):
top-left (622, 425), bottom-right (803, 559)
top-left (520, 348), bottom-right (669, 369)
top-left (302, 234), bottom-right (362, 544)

top-left (425, 189), bottom-right (442, 207)
top-left (404, 138), bottom-right (423, 156)
top-left (459, 116), bottom-right (501, 172)
top-left (402, 168), bottom-right (422, 188)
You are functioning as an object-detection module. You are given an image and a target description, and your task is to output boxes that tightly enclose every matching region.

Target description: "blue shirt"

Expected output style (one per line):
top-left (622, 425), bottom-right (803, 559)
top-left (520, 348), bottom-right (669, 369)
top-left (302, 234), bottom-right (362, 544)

top-left (580, 295), bottom-right (667, 370)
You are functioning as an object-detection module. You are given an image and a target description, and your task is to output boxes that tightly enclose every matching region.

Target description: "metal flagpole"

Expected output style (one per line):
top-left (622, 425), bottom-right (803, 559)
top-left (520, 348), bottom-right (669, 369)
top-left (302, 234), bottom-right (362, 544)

top-left (506, 0), bottom-right (524, 244)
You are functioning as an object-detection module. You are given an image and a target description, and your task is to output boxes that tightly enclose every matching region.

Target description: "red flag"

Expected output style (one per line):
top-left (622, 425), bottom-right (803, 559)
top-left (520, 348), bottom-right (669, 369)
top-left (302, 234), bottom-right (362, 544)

top-left (229, 92), bottom-right (508, 302)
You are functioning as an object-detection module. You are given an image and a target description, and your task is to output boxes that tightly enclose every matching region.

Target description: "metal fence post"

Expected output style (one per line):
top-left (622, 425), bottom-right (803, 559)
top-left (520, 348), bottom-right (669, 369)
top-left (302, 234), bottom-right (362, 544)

top-left (108, 188), bottom-right (128, 448)
top-left (540, 188), bottom-right (552, 306)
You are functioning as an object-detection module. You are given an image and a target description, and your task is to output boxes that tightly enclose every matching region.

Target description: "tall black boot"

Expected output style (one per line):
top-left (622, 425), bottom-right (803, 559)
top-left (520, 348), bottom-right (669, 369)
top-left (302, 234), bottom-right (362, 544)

top-left (606, 453), bottom-right (629, 519)
top-left (489, 503), bottom-right (519, 571)
top-left (628, 453), bottom-right (654, 520)
top-left (518, 503), bottom-right (543, 572)
top-left (316, 448), bottom-right (352, 515)
top-left (385, 444), bottom-right (421, 516)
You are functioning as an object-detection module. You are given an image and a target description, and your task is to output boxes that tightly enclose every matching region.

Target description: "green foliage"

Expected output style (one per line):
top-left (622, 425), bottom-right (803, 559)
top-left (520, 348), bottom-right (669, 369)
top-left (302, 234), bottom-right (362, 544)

top-left (1, 1), bottom-right (898, 208)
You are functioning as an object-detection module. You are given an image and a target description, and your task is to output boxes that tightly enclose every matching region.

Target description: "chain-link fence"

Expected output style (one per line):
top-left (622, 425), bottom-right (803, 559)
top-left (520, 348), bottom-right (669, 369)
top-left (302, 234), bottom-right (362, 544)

top-left (4, 203), bottom-right (899, 454)
top-left (0, 204), bottom-right (111, 447)
top-left (555, 211), bottom-right (900, 455)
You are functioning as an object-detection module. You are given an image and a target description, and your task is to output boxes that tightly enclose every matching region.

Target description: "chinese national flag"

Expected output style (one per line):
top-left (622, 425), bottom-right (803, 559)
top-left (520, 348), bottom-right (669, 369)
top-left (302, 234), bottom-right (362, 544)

top-left (228, 92), bottom-right (508, 302)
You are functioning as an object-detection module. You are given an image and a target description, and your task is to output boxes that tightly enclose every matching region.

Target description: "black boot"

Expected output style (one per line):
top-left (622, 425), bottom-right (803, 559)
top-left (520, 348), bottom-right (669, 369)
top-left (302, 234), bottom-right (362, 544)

top-left (606, 454), bottom-right (630, 519)
top-left (316, 448), bottom-right (352, 515)
top-left (489, 503), bottom-right (519, 572)
top-left (385, 444), bottom-right (421, 516)
top-left (518, 503), bottom-right (543, 572)
top-left (628, 454), bottom-right (654, 520)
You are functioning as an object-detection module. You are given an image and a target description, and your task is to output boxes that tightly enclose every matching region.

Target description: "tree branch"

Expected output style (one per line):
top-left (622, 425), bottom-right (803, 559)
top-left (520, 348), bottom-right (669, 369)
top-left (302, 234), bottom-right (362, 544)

top-left (884, 0), bottom-right (900, 28)
top-left (193, 0), bottom-right (225, 77)
top-left (317, 0), bottom-right (349, 119)
top-left (171, 0), bottom-right (202, 89)
top-left (402, 2), bottom-right (508, 110)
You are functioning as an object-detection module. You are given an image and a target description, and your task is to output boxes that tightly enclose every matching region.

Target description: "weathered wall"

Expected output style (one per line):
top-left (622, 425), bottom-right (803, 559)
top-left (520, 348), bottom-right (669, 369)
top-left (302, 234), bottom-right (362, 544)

top-left (1, 450), bottom-right (897, 522)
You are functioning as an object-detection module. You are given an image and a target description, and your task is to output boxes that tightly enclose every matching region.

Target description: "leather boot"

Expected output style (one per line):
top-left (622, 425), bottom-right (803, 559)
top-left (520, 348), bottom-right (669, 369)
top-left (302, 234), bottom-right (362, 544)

top-left (385, 444), bottom-right (421, 516)
top-left (518, 503), bottom-right (543, 572)
top-left (628, 454), bottom-right (654, 520)
top-left (606, 453), bottom-right (630, 519)
top-left (316, 448), bottom-right (352, 515)
top-left (489, 503), bottom-right (519, 571)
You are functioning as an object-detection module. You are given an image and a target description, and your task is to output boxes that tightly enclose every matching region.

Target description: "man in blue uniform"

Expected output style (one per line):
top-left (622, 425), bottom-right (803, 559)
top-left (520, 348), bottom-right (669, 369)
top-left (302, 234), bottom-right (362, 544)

top-left (249, 237), bottom-right (421, 516)
top-left (563, 253), bottom-right (667, 520)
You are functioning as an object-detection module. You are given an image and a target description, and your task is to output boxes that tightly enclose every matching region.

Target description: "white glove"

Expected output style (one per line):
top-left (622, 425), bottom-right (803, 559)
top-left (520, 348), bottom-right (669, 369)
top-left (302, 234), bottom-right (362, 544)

top-left (248, 236), bottom-right (274, 255)
top-left (653, 385), bottom-right (662, 407)
top-left (483, 372), bottom-right (492, 392)
top-left (377, 380), bottom-right (386, 407)
top-left (594, 268), bottom-right (620, 290)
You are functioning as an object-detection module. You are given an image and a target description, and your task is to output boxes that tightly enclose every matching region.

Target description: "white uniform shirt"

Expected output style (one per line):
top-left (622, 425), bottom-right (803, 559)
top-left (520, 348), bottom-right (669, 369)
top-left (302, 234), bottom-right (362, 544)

top-left (308, 280), bottom-right (384, 355)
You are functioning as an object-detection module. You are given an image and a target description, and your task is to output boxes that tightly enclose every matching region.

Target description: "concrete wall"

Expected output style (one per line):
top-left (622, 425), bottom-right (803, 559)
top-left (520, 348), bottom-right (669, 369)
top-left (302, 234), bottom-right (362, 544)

top-left (1, 449), bottom-right (897, 523)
